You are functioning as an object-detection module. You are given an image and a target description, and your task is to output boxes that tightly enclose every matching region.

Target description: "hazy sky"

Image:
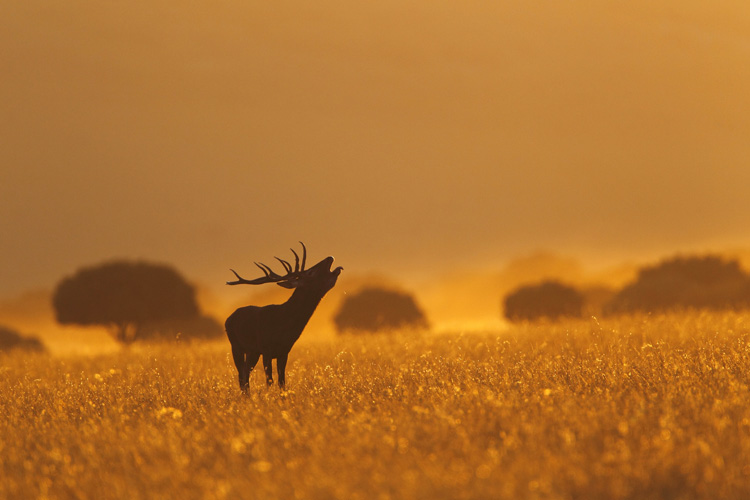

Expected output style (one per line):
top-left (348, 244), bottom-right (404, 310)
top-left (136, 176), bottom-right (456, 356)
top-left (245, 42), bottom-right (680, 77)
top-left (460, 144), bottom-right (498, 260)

top-left (2, 1), bottom-right (750, 297)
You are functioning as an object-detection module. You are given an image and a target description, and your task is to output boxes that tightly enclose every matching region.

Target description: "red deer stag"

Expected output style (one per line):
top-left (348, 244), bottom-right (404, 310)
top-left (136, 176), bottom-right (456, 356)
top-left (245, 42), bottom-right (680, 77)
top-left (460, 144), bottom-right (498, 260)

top-left (225, 242), bottom-right (342, 391)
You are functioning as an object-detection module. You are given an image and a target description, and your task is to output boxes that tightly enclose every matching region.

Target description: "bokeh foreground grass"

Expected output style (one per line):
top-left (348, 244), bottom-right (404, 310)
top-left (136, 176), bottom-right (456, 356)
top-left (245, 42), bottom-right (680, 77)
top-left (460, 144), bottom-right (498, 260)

top-left (2, 313), bottom-right (750, 499)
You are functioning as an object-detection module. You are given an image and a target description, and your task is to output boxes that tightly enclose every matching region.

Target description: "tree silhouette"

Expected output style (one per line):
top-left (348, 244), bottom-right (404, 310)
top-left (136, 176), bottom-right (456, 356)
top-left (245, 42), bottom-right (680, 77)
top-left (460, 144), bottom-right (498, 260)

top-left (503, 281), bottom-right (584, 322)
top-left (333, 287), bottom-right (428, 333)
top-left (52, 260), bottom-right (210, 344)
top-left (0, 325), bottom-right (45, 353)
top-left (605, 255), bottom-right (750, 314)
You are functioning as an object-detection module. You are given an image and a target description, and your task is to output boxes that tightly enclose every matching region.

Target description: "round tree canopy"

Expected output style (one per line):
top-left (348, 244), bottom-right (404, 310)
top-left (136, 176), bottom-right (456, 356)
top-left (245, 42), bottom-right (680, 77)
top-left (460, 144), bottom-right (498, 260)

top-left (53, 260), bottom-right (200, 343)
top-left (333, 286), bottom-right (428, 333)
top-left (504, 281), bottom-right (584, 322)
top-left (606, 255), bottom-right (750, 314)
top-left (0, 325), bottom-right (45, 352)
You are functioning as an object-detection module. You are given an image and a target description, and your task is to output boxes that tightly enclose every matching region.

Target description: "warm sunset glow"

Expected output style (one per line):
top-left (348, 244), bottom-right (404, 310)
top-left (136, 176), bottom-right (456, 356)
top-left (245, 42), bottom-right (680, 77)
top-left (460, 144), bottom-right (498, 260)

top-left (3, 3), bottom-right (750, 498)
top-left (3, 1), bottom-right (750, 304)
top-left (0, 0), bottom-right (748, 350)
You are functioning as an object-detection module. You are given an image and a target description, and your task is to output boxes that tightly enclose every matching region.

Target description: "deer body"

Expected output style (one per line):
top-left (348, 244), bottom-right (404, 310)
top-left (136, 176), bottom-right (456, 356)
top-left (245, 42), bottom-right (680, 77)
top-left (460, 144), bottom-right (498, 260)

top-left (225, 245), bottom-right (341, 391)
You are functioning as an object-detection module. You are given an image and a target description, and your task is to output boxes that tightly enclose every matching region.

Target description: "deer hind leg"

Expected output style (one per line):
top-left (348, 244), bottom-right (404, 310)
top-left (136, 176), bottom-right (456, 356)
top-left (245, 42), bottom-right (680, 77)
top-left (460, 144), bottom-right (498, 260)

top-left (245, 351), bottom-right (260, 382)
top-left (262, 355), bottom-right (274, 386)
top-left (277, 353), bottom-right (288, 389)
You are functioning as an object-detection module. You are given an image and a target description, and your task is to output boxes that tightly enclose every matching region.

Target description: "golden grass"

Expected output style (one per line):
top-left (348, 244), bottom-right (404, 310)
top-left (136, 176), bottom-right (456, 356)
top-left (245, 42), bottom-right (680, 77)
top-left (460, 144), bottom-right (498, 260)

top-left (2, 312), bottom-right (750, 499)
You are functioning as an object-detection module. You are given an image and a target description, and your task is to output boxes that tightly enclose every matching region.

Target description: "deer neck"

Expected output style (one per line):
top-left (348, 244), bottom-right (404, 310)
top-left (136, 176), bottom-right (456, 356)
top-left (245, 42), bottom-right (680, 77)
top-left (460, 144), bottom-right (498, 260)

top-left (282, 287), bottom-right (326, 332)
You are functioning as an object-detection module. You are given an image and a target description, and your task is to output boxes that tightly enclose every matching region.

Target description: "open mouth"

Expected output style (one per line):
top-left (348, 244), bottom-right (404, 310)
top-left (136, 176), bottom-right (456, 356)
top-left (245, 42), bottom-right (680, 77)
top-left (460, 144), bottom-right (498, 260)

top-left (310, 256), bottom-right (341, 275)
top-left (325, 256), bottom-right (343, 276)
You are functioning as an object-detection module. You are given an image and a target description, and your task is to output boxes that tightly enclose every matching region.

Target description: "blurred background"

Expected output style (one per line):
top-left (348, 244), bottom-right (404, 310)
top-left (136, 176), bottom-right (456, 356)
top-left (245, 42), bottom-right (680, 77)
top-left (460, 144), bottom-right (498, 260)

top-left (2, 1), bottom-right (750, 350)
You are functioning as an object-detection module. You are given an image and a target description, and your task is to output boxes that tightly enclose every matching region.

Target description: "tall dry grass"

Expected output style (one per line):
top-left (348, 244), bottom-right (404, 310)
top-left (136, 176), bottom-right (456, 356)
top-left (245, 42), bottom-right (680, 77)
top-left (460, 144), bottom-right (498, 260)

top-left (2, 312), bottom-right (750, 499)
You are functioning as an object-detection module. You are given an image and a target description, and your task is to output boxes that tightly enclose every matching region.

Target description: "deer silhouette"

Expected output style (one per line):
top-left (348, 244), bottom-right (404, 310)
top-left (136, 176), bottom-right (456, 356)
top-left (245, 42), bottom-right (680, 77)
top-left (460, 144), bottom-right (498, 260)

top-left (225, 242), bottom-right (342, 391)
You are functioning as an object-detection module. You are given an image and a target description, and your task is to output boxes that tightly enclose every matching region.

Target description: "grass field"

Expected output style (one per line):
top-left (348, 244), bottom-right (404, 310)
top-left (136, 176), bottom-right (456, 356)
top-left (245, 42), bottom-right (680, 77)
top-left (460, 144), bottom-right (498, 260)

top-left (2, 313), bottom-right (750, 499)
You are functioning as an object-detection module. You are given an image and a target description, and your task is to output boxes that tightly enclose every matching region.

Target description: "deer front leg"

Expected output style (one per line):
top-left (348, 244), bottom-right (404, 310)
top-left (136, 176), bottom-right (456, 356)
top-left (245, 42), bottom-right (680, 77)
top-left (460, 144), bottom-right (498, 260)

top-left (277, 353), bottom-right (288, 389)
top-left (231, 345), bottom-right (249, 392)
top-left (262, 355), bottom-right (274, 386)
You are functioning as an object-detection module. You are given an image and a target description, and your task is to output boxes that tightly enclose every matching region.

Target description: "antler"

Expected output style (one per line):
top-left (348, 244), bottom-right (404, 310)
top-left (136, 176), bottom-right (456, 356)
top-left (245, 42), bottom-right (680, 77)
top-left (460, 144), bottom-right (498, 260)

top-left (290, 241), bottom-right (306, 272)
top-left (227, 242), bottom-right (307, 286)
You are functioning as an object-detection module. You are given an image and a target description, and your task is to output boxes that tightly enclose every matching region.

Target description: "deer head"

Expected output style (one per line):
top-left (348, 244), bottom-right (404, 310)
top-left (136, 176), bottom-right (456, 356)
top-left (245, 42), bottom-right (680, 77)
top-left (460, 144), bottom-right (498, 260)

top-left (227, 242), bottom-right (343, 292)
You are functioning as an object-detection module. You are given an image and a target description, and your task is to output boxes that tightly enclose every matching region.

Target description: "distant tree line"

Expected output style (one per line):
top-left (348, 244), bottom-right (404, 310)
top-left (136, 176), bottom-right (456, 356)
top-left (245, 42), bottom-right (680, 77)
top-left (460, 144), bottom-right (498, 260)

top-left (50, 253), bottom-right (744, 342)
top-left (503, 255), bottom-right (750, 322)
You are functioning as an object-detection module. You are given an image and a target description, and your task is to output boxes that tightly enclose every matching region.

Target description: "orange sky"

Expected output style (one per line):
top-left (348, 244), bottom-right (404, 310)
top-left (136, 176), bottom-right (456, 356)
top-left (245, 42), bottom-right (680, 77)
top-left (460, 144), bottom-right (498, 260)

top-left (2, 1), bottom-right (750, 300)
